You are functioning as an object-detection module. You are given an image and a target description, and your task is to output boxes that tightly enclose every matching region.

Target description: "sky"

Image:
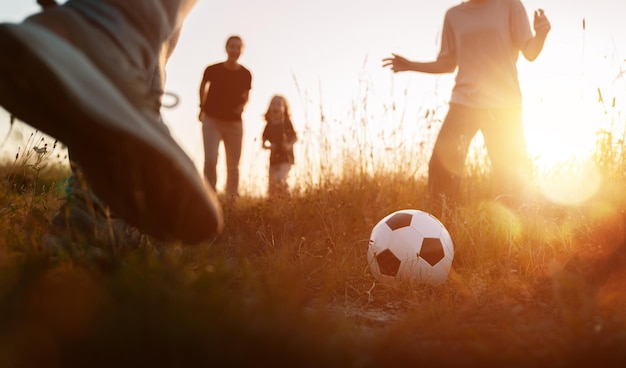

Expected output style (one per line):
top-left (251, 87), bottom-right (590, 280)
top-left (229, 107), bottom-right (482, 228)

top-left (1, 1), bottom-right (626, 195)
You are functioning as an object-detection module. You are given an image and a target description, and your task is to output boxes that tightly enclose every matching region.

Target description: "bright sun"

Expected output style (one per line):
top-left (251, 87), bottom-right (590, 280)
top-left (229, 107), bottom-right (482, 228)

top-left (524, 96), bottom-right (600, 167)
top-left (522, 76), bottom-right (609, 205)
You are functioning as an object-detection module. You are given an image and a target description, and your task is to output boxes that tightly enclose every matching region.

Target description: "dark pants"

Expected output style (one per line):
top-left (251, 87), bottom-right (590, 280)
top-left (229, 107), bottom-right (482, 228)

top-left (428, 104), bottom-right (530, 203)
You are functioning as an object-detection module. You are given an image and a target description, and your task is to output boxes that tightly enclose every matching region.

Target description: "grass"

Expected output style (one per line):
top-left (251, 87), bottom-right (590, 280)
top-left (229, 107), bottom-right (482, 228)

top-left (2, 74), bottom-right (626, 366)
top-left (2, 129), bottom-right (626, 368)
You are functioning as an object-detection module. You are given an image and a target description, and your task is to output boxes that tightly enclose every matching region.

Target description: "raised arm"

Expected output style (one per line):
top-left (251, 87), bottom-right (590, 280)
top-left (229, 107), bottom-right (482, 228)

top-left (382, 53), bottom-right (456, 74)
top-left (522, 9), bottom-right (551, 61)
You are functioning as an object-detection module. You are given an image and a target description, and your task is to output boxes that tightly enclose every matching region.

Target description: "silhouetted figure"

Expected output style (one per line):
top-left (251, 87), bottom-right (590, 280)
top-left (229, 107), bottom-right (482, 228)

top-left (261, 95), bottom-right (298, 197)
top-left (198, 35), bottom-right (252, 199)
top-left (383, 0), bottom-right (550, 208)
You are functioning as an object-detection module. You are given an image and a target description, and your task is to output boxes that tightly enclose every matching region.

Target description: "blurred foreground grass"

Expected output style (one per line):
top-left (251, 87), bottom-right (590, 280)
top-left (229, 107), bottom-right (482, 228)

top-left (0, 150), bottom-right (626, 367)
top-left (1, 131), bottom-right (626, 367)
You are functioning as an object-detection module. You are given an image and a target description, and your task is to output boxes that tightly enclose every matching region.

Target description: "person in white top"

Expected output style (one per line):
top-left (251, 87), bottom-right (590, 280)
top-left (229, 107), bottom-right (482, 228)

top-left (383, 0), bottom-right (550, 208)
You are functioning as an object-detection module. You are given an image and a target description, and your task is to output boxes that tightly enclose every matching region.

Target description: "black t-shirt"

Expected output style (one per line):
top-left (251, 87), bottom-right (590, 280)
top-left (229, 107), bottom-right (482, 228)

top-left (200, 62), bottom-right (252, 121)
top-left (262, 119), bottom-right (297, 165)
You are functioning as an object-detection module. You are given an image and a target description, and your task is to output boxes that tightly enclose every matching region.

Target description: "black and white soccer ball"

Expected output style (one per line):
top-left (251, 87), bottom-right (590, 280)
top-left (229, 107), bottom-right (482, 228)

top-left (368, 209), bottom-right (454, 285)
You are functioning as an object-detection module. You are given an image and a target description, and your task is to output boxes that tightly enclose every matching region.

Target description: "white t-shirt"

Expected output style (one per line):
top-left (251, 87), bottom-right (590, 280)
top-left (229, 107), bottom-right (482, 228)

top-left (437, 0), bottom-right (534, 108)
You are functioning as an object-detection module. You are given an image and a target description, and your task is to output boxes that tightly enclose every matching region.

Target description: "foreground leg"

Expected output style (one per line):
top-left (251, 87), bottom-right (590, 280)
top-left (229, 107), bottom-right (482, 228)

top-left (0, 1), bottom-right (222, 244)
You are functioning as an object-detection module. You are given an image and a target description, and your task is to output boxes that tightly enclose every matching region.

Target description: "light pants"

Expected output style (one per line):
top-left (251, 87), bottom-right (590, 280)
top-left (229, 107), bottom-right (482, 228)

top-left (268, 162), bottom-right (292, 197)
top-left (202, 115), bottom-right (243, 196)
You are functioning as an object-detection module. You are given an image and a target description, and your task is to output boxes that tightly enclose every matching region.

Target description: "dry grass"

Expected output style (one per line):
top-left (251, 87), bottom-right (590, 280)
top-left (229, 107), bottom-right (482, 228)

top-left (1, 127), bottom-right (626, 367)
top-left (2, 71), bottom-right (626, 366)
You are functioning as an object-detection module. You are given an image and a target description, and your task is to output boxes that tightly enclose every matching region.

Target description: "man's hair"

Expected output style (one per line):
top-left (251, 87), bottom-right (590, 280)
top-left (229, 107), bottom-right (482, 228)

top-left (37, 0), bottom-right (58, 8)
top-left (226, 35), bottom-right (243, 47)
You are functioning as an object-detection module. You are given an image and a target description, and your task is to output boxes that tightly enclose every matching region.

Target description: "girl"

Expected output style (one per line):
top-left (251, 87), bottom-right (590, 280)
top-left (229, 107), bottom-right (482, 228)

top-left (261, 95), bottom-right (298, 197)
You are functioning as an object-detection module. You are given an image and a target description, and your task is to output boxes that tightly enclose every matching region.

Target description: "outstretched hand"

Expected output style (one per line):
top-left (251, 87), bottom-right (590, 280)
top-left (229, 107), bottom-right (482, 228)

top-left (533, 9), bottom-right (551, 36)
top-left (382, 53), bottom-right (411, 73)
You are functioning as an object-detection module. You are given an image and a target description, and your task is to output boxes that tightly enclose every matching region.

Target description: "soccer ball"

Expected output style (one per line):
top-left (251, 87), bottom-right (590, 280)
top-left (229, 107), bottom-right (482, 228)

top-left (367, 209), bottom-right (454, 285)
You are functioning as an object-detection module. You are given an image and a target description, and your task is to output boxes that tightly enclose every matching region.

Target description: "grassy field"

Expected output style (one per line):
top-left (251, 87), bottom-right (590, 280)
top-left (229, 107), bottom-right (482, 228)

top-left (1, 128), bottom-right (626, 368)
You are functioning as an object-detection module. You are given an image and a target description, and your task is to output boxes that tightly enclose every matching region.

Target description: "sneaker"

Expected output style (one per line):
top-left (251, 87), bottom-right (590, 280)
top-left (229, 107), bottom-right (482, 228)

top-left (0, 8), bottom-right (222, 244)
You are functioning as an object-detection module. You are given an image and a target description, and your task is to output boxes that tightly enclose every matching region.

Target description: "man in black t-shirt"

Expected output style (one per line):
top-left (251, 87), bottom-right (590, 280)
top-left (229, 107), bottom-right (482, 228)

top-left (198, 35), bottom-right (252, 198)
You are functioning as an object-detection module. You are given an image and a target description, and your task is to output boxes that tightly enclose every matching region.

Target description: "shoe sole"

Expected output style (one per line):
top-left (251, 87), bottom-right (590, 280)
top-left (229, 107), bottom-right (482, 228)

top-left (0, 23), bottom-right (223, 244)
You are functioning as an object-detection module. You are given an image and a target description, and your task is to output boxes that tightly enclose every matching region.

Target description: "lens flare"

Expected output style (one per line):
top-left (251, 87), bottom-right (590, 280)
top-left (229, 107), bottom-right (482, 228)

top-left (536, 163), bottom-right (602, 205)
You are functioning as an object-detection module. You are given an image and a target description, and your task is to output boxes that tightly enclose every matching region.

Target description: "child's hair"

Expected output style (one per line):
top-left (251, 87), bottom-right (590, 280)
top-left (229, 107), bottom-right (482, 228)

top-left (264, 94), bottom-right (291, 123)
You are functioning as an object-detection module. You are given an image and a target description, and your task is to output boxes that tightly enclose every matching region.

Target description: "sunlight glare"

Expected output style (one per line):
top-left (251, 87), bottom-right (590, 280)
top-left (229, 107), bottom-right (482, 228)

top-left (523, 78), bottom-right (603, 169)
top-left (536, 163), bottom-right (602, 205)
top-left (523, 77), bottom-right (607, 205)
